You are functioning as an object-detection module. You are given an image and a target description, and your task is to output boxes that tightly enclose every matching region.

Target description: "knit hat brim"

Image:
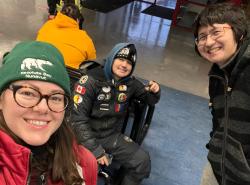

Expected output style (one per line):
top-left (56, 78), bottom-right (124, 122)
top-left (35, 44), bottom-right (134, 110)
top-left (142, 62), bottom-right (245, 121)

top-left (114, 44), bottom-right (137, 66)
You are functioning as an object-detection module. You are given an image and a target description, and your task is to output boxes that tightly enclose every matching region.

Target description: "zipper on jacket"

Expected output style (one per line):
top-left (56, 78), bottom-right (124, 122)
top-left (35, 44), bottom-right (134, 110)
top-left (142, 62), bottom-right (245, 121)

top-left (39, 172), bottom-right (46, 185)
top-left (26, 153), bottom-right (33, 185)
top-left (26, 154), bottom-right (47, 185)
top-left (222, 73), bottom-right (232, 185)
top-left (209, 74), bottom-right (231, 185)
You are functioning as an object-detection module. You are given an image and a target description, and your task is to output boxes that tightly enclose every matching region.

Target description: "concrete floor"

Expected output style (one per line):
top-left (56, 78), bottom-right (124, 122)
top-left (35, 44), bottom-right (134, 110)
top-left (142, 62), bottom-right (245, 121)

top-left (0, 0), bottom-right (211, 98)
top-left (2, 1), bottom-right (250, 185)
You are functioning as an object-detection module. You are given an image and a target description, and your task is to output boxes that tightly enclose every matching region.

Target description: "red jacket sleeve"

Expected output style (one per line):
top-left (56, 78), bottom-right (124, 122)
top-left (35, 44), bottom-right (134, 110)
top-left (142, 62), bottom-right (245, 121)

top-left (76, 145), bottom-right (98, 185)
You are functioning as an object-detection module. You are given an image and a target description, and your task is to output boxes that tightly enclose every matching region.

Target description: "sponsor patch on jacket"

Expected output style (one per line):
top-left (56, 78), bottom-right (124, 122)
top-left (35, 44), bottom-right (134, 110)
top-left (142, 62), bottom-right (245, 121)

top-left (100, 103), bottom-right (109, 111)
top-left (79, 75), bottom-right (88, 84)
top-left (75, 85), bottom-right (86, 95)
top-left (97, 94), bottom-right (106, 101)
top-left (105, 93), bottom-right (111, 100)
top-left (119, 85), bottom-right (127, 91)
top-left (74, 94), bottom-right (83, 104)
top-left (115, 103), bottom-right (126, 112)
top-left (102, 86), bottom-right (111, 93)
top-left (118, 93), bottom-right (127, 102)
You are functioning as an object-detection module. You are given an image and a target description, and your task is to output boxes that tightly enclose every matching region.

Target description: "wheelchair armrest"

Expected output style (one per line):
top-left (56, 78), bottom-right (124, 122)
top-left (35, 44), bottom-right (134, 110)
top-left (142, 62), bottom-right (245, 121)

top-left (131, 101), bottom-right (155, 144)
top-left (122, 99), bottom-right (155, 145)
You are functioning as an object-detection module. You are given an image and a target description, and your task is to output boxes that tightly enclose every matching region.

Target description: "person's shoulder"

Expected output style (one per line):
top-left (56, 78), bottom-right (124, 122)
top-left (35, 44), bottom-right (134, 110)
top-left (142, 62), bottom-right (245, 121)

top-left (38, 19), bottom-right (53, 29)
top-left (85, 65), bottom-right (106, 82)
top-left (78, 29), bottom-right (93, 40)
top-left (38, 19), bottom-right (57, 34)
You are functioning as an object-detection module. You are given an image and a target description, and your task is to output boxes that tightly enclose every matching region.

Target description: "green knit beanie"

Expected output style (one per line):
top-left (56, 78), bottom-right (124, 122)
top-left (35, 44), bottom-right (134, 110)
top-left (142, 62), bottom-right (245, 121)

top-left (0, 41), bottom-right (71, 95)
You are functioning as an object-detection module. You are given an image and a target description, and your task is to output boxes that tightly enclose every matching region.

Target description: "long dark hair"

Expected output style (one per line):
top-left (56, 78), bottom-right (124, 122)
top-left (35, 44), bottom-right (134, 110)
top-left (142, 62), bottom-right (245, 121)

top-left (0, 107), bottom-right (83, 184)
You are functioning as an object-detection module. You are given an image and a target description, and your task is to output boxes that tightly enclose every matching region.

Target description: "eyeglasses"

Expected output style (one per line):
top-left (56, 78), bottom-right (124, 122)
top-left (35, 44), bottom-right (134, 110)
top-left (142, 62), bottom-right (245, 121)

top-left (8, 84), bottom-right (69, 113)
top-left (195, 27), bottom-right (231, 46)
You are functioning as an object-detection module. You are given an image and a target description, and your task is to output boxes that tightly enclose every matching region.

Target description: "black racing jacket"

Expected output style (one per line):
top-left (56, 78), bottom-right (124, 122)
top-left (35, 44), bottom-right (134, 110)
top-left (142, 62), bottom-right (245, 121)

top-left (71, 66), bottom-right (160, 158)
top-left (207, 38), bottom-right (250, 185)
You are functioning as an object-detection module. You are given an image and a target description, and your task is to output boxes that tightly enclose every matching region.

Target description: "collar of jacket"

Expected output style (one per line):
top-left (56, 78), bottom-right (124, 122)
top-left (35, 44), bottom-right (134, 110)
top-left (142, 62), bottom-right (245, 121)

top-left (0, 130), bottom-right (31, 183)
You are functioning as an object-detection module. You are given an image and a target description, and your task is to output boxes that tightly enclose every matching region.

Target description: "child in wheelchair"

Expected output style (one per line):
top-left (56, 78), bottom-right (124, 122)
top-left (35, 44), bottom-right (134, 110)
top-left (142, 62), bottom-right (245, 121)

top-left (71, 43), bottom-right (160, 185)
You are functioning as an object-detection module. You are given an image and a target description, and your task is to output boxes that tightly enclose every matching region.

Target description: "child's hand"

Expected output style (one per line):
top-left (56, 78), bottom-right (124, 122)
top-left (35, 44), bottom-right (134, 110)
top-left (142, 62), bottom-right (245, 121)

top-left (145, 81), bottom-right (160, 93)
top-left (97, 155), bottom-right (110, 166)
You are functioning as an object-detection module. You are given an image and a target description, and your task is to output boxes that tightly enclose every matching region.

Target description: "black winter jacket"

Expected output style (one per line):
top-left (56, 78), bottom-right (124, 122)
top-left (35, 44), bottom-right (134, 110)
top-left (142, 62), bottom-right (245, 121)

top-left (207, 38), bottom-right (250, 185)
top-left (71, 65), bottom-right (160, 158)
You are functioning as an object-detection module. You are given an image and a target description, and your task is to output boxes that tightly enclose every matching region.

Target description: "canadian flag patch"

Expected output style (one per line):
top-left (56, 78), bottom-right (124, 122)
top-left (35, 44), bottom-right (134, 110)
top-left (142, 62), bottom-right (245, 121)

top-left (75, 85), bottom-right (86, 95)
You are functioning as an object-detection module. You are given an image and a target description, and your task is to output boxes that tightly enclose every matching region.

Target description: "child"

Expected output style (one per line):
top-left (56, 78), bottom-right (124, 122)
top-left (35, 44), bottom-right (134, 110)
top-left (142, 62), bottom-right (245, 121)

top-left (71, 43), bottom-right (160, 185)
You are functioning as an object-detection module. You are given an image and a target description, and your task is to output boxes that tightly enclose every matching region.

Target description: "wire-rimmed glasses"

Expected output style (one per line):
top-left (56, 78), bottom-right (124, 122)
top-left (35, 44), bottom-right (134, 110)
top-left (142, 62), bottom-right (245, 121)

top-left (195, 26), bottom-right (231, 46)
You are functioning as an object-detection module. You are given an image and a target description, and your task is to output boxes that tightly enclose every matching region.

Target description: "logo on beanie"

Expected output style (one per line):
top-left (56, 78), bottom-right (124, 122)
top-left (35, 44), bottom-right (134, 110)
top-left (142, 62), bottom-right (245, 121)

top-left (117, 48), bottom-right (130, 56)
top-left (116, 47), bottom-right (136, 64)
top-left (20, 58), bottom-right (53, 80)
top-left (21, 58), bottom-right (53, 71)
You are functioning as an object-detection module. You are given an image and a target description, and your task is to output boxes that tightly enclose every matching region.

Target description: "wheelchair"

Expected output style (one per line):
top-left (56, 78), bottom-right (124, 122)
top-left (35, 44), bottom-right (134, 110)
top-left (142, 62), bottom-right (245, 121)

top-left (66, 61), bottom-right (155, 185)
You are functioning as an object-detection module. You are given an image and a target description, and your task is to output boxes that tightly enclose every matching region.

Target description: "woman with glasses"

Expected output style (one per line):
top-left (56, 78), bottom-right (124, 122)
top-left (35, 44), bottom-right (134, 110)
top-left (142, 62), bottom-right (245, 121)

top-left (194, 2), bottom-right (250, 185)
top-left (0, 41), bottom-right (97, 185)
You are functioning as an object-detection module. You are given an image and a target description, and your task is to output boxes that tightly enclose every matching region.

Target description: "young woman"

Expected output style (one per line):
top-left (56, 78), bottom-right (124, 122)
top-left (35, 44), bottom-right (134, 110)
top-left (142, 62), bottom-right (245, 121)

top-left (0, 41), bottom-right (97, 185)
